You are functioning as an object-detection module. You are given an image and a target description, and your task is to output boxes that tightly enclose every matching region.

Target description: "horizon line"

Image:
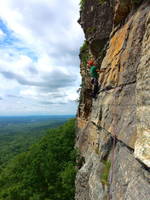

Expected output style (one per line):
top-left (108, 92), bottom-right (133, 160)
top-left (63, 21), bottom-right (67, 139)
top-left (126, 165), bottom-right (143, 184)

top-left (0, 114), bottom-right (76, 117)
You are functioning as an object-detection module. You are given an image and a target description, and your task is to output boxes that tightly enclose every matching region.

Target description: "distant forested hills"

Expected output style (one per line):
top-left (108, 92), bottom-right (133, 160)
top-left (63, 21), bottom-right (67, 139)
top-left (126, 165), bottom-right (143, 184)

top-left (0, 118), bottom-right (76, 200)
top-left (0, 115), bottom-right (73, 169)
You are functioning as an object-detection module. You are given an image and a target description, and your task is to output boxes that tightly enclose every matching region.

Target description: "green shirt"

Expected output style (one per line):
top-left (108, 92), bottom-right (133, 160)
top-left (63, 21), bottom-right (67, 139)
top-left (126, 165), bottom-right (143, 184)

top-left (90, 66), bottom-right (98, 78)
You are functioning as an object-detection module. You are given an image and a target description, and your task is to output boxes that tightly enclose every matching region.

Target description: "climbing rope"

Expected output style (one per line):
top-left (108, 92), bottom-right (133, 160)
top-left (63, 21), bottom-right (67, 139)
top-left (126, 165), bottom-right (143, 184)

top-left (109, 134), bottom-right (117, 199)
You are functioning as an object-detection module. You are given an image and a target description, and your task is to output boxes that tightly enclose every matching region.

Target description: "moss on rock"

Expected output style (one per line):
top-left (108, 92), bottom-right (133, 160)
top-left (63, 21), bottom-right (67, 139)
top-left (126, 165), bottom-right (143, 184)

top-left (100, 160), bottom-right (111, 186)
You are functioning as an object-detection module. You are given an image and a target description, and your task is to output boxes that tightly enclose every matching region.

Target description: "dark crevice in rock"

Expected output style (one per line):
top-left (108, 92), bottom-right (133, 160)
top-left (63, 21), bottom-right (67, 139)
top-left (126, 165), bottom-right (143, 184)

top-left (90, 38), bottom-right (108, 59)
top-left (116, 138), bottom-right (134, 153)
top-left (115, 141), bottom-right (150, 183)
top-left (91, 121), bottom-right (135, 153)
top-left (91, 121), bottom-right (111, 135)
top-left (136, 158), bottom-right (150, 173)
top-left (99, 80), bottom-right (136, 93)
top-left (108, 141), bottom-right (150, 200)
top-left (96, 40), bottom-right (110, 67)
top-left (105, 136), bottom-right (150, 175)
top-left (76, 156), bottom-right (86, 170)
top-left (101, 137), bottom-right (114, 161)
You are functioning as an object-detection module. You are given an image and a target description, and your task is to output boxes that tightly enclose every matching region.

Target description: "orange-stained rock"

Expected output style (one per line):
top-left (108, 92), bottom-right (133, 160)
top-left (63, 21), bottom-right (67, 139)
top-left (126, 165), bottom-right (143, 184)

top-left (77, 117), bottom-right (88, 130)
top-left (100, 23), bottom-right (129, 88)
top-left (76, 120), bottom-right (99, 155)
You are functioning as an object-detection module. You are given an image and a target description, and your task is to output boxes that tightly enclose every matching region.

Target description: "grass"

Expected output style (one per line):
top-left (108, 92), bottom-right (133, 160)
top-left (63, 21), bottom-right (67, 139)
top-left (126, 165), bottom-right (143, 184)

top-left (100, 160), bottom-right (111, 186)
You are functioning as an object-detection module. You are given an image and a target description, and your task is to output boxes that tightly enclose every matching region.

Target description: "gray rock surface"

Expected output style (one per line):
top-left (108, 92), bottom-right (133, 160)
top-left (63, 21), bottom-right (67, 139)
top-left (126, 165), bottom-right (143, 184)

top-left (135, 10), bottom-right (150, 167)
top-left (109, 142), bottom-right (150, 200)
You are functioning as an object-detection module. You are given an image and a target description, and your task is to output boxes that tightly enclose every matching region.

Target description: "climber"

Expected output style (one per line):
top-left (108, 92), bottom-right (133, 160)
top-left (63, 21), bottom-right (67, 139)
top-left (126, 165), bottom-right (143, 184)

top-left (87, 60), bottom-right (105, 98)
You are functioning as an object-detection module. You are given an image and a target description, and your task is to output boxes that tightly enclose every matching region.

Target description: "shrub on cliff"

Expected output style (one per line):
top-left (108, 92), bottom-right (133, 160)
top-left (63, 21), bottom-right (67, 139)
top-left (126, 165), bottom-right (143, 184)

top-left (80, 0), bottom-right (107, 10)
top-left (79, 0), bottom-right (86, 9)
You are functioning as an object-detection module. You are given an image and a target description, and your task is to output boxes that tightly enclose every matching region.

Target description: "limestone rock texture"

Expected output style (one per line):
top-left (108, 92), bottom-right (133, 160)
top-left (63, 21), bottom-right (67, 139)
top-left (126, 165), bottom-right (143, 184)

top-left (75, 0), bottom-right (150, 199)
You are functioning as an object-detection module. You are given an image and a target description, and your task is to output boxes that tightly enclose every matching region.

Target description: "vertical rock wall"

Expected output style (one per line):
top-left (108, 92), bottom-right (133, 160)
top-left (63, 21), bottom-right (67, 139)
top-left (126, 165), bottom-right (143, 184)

top-left (76, 0), bottom-right (150, 199)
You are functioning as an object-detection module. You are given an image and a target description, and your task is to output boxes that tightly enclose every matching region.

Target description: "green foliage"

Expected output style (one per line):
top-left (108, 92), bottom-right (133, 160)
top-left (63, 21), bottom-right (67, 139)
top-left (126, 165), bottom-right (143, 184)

top-left (79, 0), bottom-right (86, 10)
top-left (0, 117), bottom-right (67, 169)
top-left (80, 0), bottom-right (106, 9)
top-left (99, 0), bottom-right (106, 5)
top-left (80, 40), bottom-right (88, 52)
top-left (87, 27), bottom-right (96, 34)
top-left (80, 41), bottom-right (90, 69)
top-left (100, 160), bottom-right (111, 186)
top-left (82, 53), bottom-right (89, 69)
top-left (0, 119), bottom-right (76, 200)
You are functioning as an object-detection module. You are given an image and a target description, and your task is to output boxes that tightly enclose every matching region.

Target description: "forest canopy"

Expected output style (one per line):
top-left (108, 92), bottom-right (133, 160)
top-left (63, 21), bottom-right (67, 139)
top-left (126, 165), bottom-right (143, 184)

top-left (0, 119), bottom-right (76, 200)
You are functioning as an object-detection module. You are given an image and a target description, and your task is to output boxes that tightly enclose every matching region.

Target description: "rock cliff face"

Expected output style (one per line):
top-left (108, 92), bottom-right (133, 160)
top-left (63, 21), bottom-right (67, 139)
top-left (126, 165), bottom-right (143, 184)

top-left (75, 0), bottom-right (150, 199)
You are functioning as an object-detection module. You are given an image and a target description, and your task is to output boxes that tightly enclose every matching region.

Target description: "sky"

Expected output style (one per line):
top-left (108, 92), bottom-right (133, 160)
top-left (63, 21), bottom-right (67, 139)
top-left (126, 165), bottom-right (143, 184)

top-left (0, 0), bottom-right (84, 116)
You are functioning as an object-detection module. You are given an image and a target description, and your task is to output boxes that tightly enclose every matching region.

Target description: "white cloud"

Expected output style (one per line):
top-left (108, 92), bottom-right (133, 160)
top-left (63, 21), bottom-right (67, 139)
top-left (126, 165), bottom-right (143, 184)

top-left (0, 29), bottom-right (5, 39)
top-left (0, 0), bottom-right (83, 52)
top-left (0, 0), bottom-right (84, 115)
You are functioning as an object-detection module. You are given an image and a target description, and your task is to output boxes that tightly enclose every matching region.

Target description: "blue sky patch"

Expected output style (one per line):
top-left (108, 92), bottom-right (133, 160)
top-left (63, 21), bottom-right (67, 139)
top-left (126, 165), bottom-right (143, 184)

top-left (0, 19), bottom-right (37, 62)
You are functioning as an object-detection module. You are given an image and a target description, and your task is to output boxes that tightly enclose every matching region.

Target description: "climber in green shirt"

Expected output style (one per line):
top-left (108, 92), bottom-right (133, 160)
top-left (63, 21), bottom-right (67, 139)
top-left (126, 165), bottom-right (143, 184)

top-left (90, 65), bottom-right (99, 79)
top-left (87, 60), bottom-right (105, 98)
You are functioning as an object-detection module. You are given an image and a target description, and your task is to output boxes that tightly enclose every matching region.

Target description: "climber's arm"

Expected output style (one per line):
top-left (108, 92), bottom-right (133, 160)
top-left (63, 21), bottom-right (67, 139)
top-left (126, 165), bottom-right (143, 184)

top-left (96, 68), bottom-right (106, 73)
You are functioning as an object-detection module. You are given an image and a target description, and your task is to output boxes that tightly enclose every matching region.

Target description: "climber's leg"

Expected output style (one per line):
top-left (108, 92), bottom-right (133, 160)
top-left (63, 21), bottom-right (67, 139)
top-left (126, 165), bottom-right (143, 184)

top-left (92, 78), bottom-right (99, 98)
